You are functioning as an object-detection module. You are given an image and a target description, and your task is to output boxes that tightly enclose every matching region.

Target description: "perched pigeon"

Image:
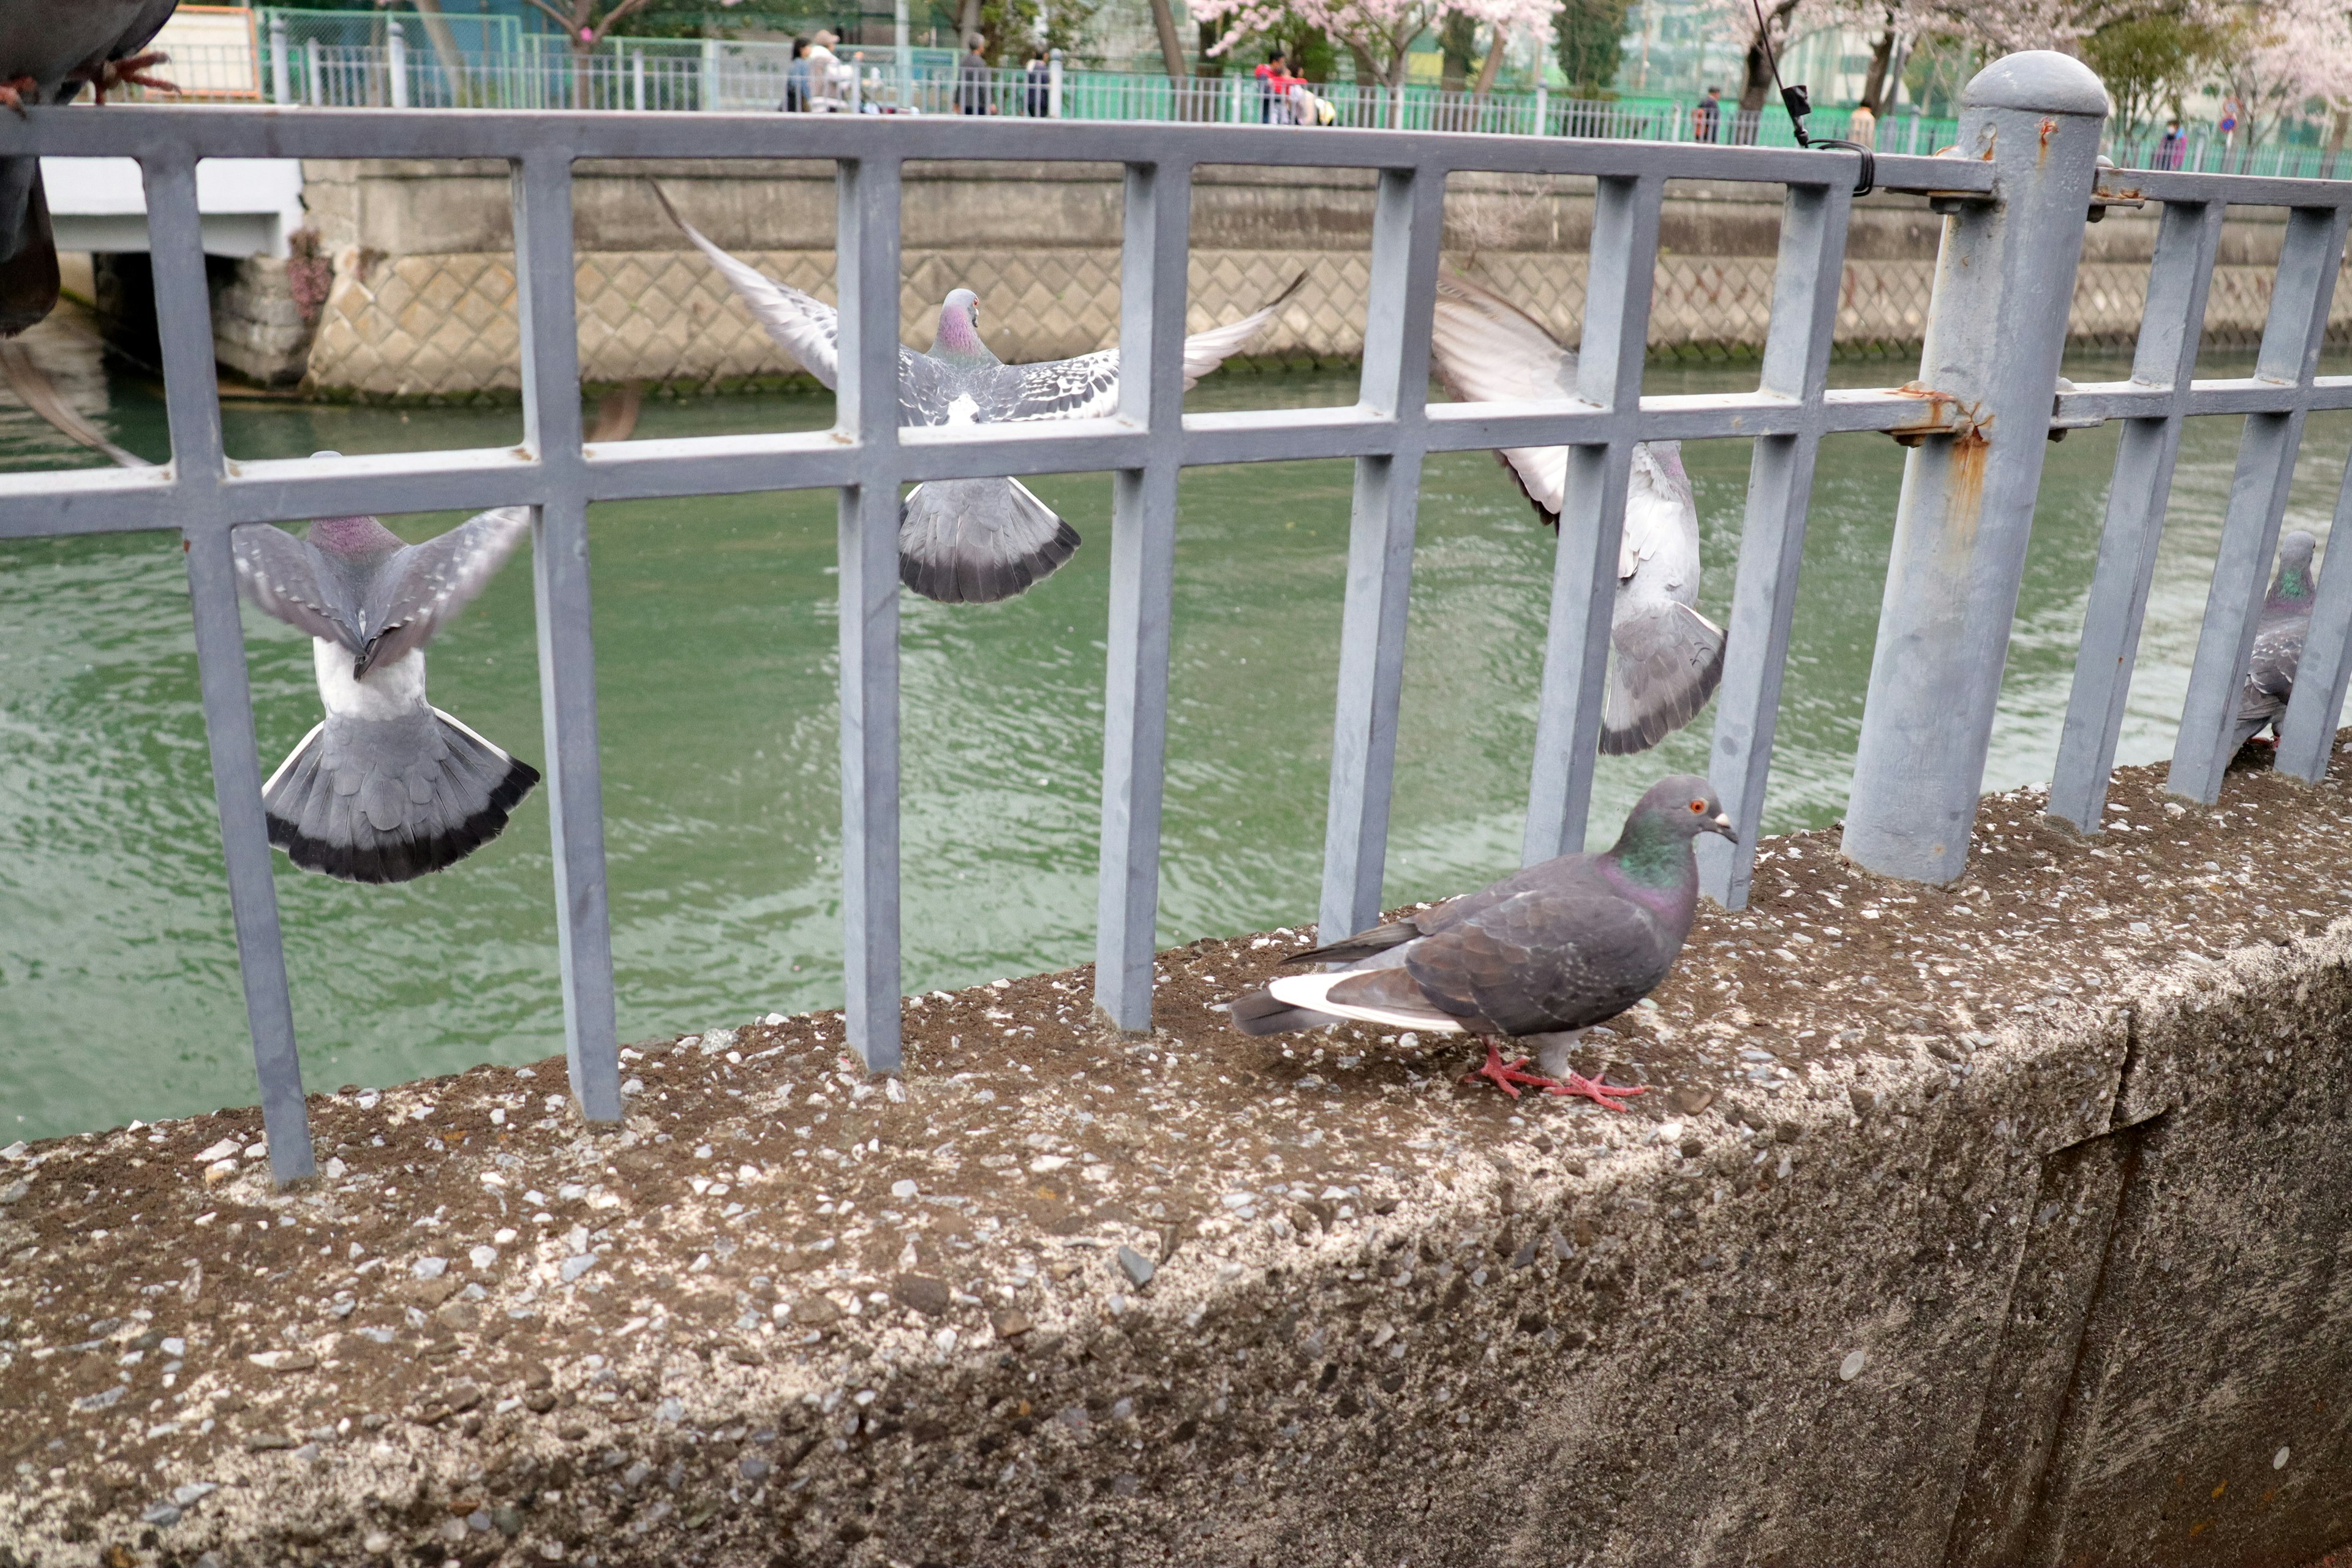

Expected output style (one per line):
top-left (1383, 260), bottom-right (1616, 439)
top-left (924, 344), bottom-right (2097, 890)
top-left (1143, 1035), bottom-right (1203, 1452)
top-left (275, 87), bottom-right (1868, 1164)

top-left (2235, 529), bottom-right (2320, 750)
top-left (0, 0), bottom-right (179, 336)
top-left (654, 184), bottom-right (1302, 603)
top-left (1428, 272), bottom-right (1724, 754)
top-left (1228, 775), bottom-right (1733, 1104)
top-left (232, 481), bottom-right (540, 883)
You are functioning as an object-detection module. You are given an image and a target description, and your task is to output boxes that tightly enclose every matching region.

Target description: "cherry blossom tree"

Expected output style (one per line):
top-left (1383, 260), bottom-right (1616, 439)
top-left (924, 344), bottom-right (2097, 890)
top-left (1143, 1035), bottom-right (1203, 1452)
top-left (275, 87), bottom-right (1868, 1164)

top-left (2207, 0), bottom-right (2352, 146)
top-left (1186, 0), bottom-right (1551, 92)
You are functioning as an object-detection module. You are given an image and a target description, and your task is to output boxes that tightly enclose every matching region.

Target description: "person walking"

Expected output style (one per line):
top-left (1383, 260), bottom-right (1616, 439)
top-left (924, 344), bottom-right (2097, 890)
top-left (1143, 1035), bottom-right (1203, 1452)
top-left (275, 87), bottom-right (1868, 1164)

top-left (1694, 85), bottom-right (1721, 143)
top-left (781, 36), bottom-right (810, 112)
top-left (1846, 98), bottom-right (1875, 148)
top-left (1256, 51), bottom-right (1286, 123)
top-left (956, 31), bottom-right (992, 115)
top-left (2160, 118), bottom-right (2184, 169)
top-left (1023, 51), bottom-right (1049, 116)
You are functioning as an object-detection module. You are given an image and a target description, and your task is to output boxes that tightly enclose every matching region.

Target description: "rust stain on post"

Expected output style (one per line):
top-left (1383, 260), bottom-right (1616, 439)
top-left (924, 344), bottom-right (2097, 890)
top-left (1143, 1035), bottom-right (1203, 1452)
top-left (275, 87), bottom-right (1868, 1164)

top-left (1942, 428), bottom-right (1991, 563)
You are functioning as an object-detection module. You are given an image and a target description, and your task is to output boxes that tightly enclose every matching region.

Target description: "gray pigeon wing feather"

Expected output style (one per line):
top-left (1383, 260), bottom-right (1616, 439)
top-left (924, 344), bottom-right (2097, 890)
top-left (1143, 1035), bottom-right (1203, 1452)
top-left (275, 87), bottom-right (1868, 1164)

top-left (1000, 349), bottom-right (1121, 422)
top-left (897, 477), bottom-right (1080, 603)
top-left (1404, 880), bottom-right (1674, 1036)
top-left (997, 274), bottom-right (1305, 423)
top-left (2237, 614), bottom-right (2307, 744)
top-left (655, 187), bottom-right (840, 390)
top-left (1430, 273), bottom-right (1578, 524)
top-left (1602, 601), bottom-right (1727, 756)
top-left (233, 523), bottom-right (358, 649)
top-left (358, 506), bottom-right (532, 674)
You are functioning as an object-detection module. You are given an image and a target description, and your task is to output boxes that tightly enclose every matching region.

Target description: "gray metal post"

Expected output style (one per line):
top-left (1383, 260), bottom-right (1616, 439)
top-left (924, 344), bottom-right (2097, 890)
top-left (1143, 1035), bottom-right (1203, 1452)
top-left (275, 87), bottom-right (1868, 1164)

top-left (387, 19), bottom-right (409, 110)
top-left (511, 153), bottom-right (624, 1122)
top-left (270, 15), bottom-right (293, 106)
top-left (1841, 51), bottom-right (2106, 884)
top-left (1093, 159), bottom-right (1192, 1032)
top-left (305, 37), bottom-right (322, 107)
top-left (146, 151), bottom-right (317, 1184)
top-left (2275, 451), bottom-right (2352, 780)
top-left (2046, 199), bottom-right (2225, 831)
top-left (1696, 175), bottom-right (1855, 908)
top-left (836, 156), bottom-right (906, 1072)
top-left (1317, 165), bottom-right (1442, 944)
top-left (1523, 173), bottom-right (1662, 863)
top-left (2165, 203), bottom-right (2351, 802)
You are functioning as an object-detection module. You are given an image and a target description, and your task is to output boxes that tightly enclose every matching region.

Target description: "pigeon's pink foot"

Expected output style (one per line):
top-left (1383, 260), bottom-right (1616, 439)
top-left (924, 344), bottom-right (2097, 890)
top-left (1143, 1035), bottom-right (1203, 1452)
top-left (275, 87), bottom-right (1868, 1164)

top-left (94, 52), bottom-right (175, 102)
top-left (1545, 1071), bottom-right (1648, 1111)
top-left (0, 77), bottom-right (37, 118)
top-left (1458, 1039), bottom-right (1559, 1101)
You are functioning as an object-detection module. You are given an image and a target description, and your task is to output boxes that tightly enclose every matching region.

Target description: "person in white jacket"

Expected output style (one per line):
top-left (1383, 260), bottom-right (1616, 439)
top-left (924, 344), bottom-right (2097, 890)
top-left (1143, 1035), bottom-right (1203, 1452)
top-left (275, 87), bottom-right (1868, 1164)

top-left (804, 29), bottom-right (850, 112)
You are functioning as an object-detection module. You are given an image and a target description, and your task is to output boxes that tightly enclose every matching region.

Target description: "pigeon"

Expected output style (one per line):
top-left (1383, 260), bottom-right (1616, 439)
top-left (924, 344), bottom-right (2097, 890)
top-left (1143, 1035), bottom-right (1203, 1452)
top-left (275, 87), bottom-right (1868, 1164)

top-left (1227, 774), bottom-right (1733, 1104)
top-left (654, 183), bottom-right (1303, 603)
top-left (1428, 271), bottom-right (1724, 754)
top-left (0, 0), bottom-right (179, 336)
top-left (232, 478), bottom-right (540, 883)
top-left (2234, 529), bottom-right (2319, 750)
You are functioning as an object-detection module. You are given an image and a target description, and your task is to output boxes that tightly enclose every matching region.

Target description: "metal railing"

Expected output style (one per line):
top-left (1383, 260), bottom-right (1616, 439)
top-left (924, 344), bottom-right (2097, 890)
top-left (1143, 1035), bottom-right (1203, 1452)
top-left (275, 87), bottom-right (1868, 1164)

top-left (6, 54), bottom-right (2352, 1186)
top-left (157, 21), bottom-right (1981, 148)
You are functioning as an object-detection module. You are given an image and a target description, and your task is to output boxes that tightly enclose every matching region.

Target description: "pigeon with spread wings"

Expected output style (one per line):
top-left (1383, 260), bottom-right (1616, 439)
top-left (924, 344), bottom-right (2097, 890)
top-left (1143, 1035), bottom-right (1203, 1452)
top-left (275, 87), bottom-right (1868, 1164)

top-left (232, 486), bottom-right (540, 883)
top-left (655, 184), bottom-right (1303, 603)
top-left (1429, 271), bottom-right (1725, 755)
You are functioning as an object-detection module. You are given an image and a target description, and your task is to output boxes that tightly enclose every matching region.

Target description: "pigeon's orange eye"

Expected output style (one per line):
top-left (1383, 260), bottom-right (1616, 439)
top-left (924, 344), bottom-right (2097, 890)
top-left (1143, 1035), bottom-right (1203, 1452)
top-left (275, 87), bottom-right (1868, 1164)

top-left (1689, 799), bottom-right (1706, 813)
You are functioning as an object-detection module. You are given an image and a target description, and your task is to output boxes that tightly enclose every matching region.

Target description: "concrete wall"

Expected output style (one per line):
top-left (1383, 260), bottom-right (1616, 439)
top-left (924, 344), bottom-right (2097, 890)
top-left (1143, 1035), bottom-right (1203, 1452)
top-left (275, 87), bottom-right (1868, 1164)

top-left (4, 763), bottom-right (2351, 1562)
top-left (259, 159), bottom-right (2342, 401)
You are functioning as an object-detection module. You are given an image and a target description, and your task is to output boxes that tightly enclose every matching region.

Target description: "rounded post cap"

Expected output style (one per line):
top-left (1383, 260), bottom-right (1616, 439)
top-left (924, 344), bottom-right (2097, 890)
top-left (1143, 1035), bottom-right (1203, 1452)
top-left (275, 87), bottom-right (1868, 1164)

top-left (1962, 51), bottom-right (2108, 116)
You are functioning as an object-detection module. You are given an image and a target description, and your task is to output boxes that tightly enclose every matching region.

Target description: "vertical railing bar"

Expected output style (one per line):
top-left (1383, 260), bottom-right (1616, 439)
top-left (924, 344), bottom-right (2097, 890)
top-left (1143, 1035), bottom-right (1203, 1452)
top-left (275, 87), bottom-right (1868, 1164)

top-left (2165, 202), bottom-right (2351, 805)
top-left (1093, 157), bottom-right (1194, 1033)
top-left (834, 153), bottom-right (907, 1073)
top-left (1523, 172), bottom-right (1664, 865)
top-left (511, 148), bottom-right (623, 1121)
top-left (2046, 198), bottom-right (2225, 831)
top-left (1697, 175), bottom-right (1854, 910)
top-left (1317, 160), bottom-right (1444, 945)
top-left (145, 148), bottom-right (316, 1185)
top-left (2275, 445), bottom-right (2352, 779)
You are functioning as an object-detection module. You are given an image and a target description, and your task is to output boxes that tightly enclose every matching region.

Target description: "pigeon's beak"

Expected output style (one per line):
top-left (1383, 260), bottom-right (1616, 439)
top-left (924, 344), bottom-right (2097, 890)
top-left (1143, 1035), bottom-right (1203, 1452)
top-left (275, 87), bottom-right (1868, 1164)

top-left (1707, 812), bottom-right (1736, 839)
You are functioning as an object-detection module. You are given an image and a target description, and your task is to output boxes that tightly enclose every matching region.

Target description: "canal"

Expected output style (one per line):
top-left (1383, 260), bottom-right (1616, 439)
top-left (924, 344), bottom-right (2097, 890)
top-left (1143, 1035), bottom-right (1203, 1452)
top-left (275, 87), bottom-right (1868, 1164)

top-left (2, 339), bottom-right (2344, 1138)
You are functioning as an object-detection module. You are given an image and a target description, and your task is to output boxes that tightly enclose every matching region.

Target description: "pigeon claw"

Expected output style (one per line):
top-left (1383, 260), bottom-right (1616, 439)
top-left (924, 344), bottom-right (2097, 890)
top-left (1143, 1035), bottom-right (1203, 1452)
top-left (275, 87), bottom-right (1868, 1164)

top-left (1459, 1040), bottom-right (1560, 1101)
top-left (0, 77), bottom-right (36, 117)
top-left (92, 52), bottom-right (176, 102)
top-left (1544, 1071), bottom-right (1648, 1111)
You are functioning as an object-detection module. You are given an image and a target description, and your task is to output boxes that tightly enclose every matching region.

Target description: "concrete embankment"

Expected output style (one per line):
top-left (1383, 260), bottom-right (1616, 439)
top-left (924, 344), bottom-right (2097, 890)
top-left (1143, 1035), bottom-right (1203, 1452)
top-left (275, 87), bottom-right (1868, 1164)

top-left (4, 747), bottom-right (2351, 1565)
top-left (90, 158), bottom-right (2352, 399)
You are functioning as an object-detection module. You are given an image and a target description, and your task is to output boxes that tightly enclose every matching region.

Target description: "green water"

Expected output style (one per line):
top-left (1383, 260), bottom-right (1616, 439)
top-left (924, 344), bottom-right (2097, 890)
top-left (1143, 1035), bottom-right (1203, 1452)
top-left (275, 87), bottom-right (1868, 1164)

top-left (4, 349), bottom-right (2348, 1140)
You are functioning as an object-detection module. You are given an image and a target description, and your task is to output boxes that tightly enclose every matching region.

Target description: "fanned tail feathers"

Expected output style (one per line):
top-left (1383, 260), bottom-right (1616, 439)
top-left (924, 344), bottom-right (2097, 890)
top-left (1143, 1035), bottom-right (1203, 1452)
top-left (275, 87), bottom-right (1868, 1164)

top-left (263, 709), bottom-right (539, 883)
top-left (899, 476), bottom-right (1081, 604)
top-left (1600, 601), bottom-right (1726, 756)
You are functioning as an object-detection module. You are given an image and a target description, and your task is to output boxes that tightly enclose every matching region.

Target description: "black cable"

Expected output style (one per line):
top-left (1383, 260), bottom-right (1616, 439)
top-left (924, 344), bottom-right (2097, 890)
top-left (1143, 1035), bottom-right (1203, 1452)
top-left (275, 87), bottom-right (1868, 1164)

top-left (1746, 0), bottom-right (1875, 197)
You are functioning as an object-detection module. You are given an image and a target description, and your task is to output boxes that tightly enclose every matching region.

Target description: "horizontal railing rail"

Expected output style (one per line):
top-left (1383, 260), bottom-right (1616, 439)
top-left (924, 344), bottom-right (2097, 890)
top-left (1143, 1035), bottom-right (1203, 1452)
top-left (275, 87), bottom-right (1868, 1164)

top-left (4, 59), bottom-right (2349, 1194)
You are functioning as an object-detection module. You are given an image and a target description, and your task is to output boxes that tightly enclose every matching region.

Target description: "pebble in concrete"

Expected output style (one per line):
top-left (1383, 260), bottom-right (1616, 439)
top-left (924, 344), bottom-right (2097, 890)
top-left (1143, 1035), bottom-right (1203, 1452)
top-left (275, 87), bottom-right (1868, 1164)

top-left (1117, 1245), bottom-right (1156, 1289)
top-left (1839, 1350), bottom-right (1867, 1381)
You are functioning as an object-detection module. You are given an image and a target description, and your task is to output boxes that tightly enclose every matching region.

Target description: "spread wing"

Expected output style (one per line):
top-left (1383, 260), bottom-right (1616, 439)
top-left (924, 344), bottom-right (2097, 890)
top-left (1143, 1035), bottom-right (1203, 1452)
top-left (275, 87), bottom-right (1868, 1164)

top-left (1403, 882), bottom-right (1672, 1036)
top-left (997, 272), bottom-right (1306, 423)
top-left (1429, 271), bottom-right (1580, 524)
top-left (655, 183), bottom-right (840, 389)
top-left (355, 507), bottom-right (533, 675)
top-left (232, 524), bottom-right (356, 650)
top-left (1619, 481), bottom-right (1696, 586)
top-left (1602, 601), bottom-right (1727, 756)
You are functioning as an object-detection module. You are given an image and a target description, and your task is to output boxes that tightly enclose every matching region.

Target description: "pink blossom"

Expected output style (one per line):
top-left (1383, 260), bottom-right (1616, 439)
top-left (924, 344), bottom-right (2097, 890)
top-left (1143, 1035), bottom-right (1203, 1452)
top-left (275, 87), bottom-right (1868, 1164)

top-left (1188, 0), bottom-right (1552, 89)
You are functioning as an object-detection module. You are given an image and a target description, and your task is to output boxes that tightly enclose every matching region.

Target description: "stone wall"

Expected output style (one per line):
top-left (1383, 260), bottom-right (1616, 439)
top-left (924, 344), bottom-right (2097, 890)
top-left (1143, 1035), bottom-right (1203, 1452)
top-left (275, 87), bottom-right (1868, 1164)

top-left (5, 756), bottom-right (2352, 1562)
top-left (279, 159), bottom-right (2342, 402)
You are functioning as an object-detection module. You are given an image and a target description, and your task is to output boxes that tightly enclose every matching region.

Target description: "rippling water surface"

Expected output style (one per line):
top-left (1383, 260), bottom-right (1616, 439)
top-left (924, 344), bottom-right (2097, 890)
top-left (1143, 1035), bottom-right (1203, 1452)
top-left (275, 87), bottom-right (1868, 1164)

top-left (4, 335), bottom-right (2348, 1139)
